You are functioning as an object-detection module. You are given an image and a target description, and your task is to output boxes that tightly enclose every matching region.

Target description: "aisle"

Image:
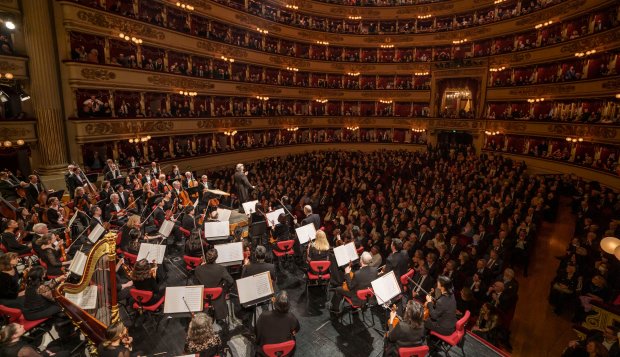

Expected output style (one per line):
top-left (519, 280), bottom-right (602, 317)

top-left (510, 197), bottom-right (576, 356)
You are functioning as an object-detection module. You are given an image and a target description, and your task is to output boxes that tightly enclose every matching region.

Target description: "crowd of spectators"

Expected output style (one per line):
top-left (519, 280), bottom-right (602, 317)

top-left (68, 0), bottom-right (619, 64)
top-left (486, 100), bottom-right (620, 124)
top-left (484, 135), bottom-right (620, 176)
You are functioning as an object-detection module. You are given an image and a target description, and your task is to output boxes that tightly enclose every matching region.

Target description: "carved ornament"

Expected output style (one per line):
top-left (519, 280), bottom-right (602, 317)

top-left (298, 89), bottom-right (344, 97)
top-left (328, 8), bottom-right (380, 16)
top-left (0, 128), bottom-right (31, 140)
top-left (395, 3), bottom-right (453, 14)
top-left (433, 27), bottom-right (490, 41)
top-left (0, 61), bottom-right (20, 72)
top-left (363, 36), bottom-right (413, 44)
top-left (330, 63), bottom-right (377, 71)
top-left (360, 91), bottom-right (416, 98)
top-left (560, 28), bottom-right (620, 54)
top-left (236, 84), bottom-right (282, 95)
top-left (77, 11), bottom-right (165, 40)
top-left (547, 124), bottom-right (618, 140)
top-left (147, 75), bottom-right (214, 90)
top-left (296, 31), bottom-right (344, 42)
top-left (428, 119), bottom-right (472, 129)
top-left (489, 52), bottom-right (532, 65)
top-left (84, 121), bottom-right (174, 136)
top-left (268, 56), bottom-right (311, 68)
top-left (196, 41), bottom-right (248, 58)
top-left (234, 14), bottom-right (281, 33)
top-left (267, 117), bottom-right (313, 126)
top-left (196, 118), bottom-right (252, 128)
top-left (81, 68), bottom-right (116, 81)
top-left (507, 85), bottom-right (575, 96)
top-left (184, 0), bottom-right (212, 10)
top-left (515, 0), bottom-right (586, 26)
top-left (601, 79), bottom-right (620, 90)
top-left (327, 117), bottom-right (376, 125)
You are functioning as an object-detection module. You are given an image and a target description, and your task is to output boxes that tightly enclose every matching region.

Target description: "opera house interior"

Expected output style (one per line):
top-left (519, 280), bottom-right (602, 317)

top-left (0, 0), bottom-right (619, 356)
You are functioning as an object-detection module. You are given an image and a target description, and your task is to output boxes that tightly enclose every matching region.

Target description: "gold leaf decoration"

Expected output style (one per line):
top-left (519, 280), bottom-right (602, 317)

top-left (507, 85), bottom-right (575, 96)
top-left (0, 128), bottom-right (31, 140)
top-left (236, 84), bottom-right (282, 95)
top-left (147, 75), bottom-right (214, 90)
top-left (267, 117), bottom-right (313, 126)
top-left (298, 89), bottom-right (345, 97)
top-left (234, 14), bottom-right (281, 33)
top-left (547, 124), bottom-right (617, 139)
top-left (515, 0), bottom-right (586, 26)
top-left (601, 79), bottom-right (620, 90)
top-left (85, 121), bottom-right (174, 135)
top-left (327, 117), bottom-right (376, 125)
top-left (361, 91), bottom-right (416, 98)
top-left (296, 31), bottom-right (344, 42)
top-left (560, 28), bottom-right (620, 54)
top-left (268, 56), bottom-right (311, 68)
top-left (0, 61), bottom-right (20, 71)
top-left (395, 3), bottom-right (454, 14)
top-left (196, 118), bottom-right (252, 128)
top-left (77, 11), bottom-right (165, 40)
top-left (81, 68), bottom-right (116, 81)
top-left (196, 41), bottom-right (248, 58)
top-left (490, 52), bottom-right (532, 65)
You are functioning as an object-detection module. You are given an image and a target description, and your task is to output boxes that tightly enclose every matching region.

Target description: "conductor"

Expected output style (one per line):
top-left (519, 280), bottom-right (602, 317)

top-left (234, 163), bottom-right (255, 213)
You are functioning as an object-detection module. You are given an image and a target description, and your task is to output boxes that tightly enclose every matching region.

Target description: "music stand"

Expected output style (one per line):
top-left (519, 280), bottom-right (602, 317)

top-left (249, 221), bottom-right (267, 248)
top-left (48, 190), bottom-right (65, 200)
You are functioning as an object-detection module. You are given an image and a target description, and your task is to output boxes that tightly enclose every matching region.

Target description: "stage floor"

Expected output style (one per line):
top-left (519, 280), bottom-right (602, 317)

top-left (129, 245), bottom-right (506, 357)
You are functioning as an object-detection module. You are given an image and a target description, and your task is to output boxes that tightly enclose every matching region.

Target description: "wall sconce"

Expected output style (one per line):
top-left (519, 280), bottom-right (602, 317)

top-left (565, 137), bottom-right (584, 143)
top-left (0, 72), bottom-right (14, 80)
top-left (417, 14), bottom-right (432, 19)
top-left (380, 44), bottom-right (395, 49)
top-left (286, 67), bottom-right (299, 72)
top-left (315, 99), bottom-right (328, 103)
top-left (485, 131), bottom-right (501, 135)
top-left (534, 20), bottom-right (553, 29)
top-left (256, 96), bottom-right (270, 101)
top-left (527, 98), bottom-right (545, 103)
top-left (285, 4), bottom-right (299, 10)
top-left (223, 130), bottom-right (238, 136)
top-left (494, 0), bottom-right (505, 4)
top-left (379, 100), bottom-right (393, 104)
top-left (256, 27), bottom-right (269, 34)
top-left (348, 16), bottom-right (362, 20)
top-left (2, 139), bottom-right (25, 148)
top-left (220, 56), bottom-right (235, 63)
top-left (346, 126), bottom-right (360, 131)
top-left (119, 33), bottom-right (143, 44)
top-left (574, 49), bottom-right (596, 57)
top-left (489, 66), bottom-right (506, 72)
top-left (616, 93), bottom-right (620, 99)
top-left (600, 237), bottom-right (620, 260)
top-left (179, 91), bottom-right (197, 96)
top-left (414, 72), bottom-right (429, 76)
top-left (286, 127), bottom-right (299, 132)
top-left (3, 21), bottom-right (15, 30)
top-left (316, 41), bottom-right (329, 45)
top-left (175, 2), bottom-right (194, 10)
top-left (411, 128), bottom-right (426, 133)
top-left (347, 72), bottom-right (361, 76)
top-left (452, 39), bottom-right (468, 44)
top-left (128, 135), bottom-right (151, 143)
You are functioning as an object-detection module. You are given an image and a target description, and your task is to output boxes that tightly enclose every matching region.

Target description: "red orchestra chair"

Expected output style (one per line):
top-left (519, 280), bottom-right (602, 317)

top-left (430, 310), bottom-right (470, 356)
top-left (342, 288), bottom-right (375, 325)
top-left (130, 288), bottom-right (166, 331)
top-left (0, 305), bottom-right (54, 341)
top-left (203, 287), bottom-right (223, 315)
top-left (178, 226), bottom-right (191, 238)
top-left (183, 255), bottom-right (202, 284)
top-left (273, 240), bottom-right (295, 270)
top-left (120, 250), bottom-right (138, 266)
top-left (38, 260), bottom-right (61, 280)
top-left (398, 345), bottom-right (429, 357)
top-left (400, 269), bottom-right (415, 294)
top-left (262, 340), bottom-right (296, 357)
top-left (306, 260), bottom-right (331, 308)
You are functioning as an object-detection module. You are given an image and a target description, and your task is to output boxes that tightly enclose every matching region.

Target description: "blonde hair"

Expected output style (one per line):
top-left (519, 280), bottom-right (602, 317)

top-left (313, 230), bottom-right (330, 251)
top-left (126, 215), bottom-right (141, 229)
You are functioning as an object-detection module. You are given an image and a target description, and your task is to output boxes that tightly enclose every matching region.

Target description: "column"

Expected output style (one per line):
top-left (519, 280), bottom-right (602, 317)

top-left (22, 0), bottom-right (69, 173)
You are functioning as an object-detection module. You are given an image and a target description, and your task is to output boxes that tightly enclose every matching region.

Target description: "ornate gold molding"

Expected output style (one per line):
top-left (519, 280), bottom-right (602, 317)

top-left (560, 28), bottom-right (620, 54)
top-left (184, 0), bottom-right (212, 10)
top-left (328, 7), bottom-right (380, 16)
top-left (84, 121), bottom-right (174, 135)
top-left (360, 91), bottom-right (417, 98)
top-left (363, 36), bottom-right (414, 44)
top-left (507, 85), bottom-right (575, 96)
top-left (234, 14), bottom-right (282, 33)
top-left (296, 31), bottom-right (344, 42)
top-left (489, 52), bottom-right (532, 66)
top-left (267, 117), bottom-right (313, 126)
top-left (330, 63), bottom-right (377, 71)
top-left (236, 84), bottom-right (282, 95)
top-left (433, 27), bottom-right (490, 41)
top-left (515, 0), bottom-right (587, 26)
top-left (327, 117), bottom-right (376, 125)
top-left (268, 56), bottom-right (311, 68)
top-left (196, 41), bottom-right (248, 58)
top-left (298, 89), bottom-right (345, 97)
top-left (0, 60), bottom-right (20, 71)
top-left (395, 3), bottom-right (454, 14)
top-left (196, 118), bottom-right (252, 128)
top-left (80, 68), bottom-right (116, 81)
top-left (547, 124), bottom-right (617, 139)
top-left (76, 10), bottom-right (165, 40)
top-left (488, 122), bottom-right (527, 132)
top-left (601, 79), bottom-right (620, 90)
top-left (146, 75), bottom-right (214, 89)
top-left (0, 128), bottom-right (31, 140)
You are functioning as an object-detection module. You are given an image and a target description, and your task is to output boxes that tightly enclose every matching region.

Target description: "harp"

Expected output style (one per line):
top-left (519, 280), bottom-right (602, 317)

top-left (53, 231), bottom-right (119, 353)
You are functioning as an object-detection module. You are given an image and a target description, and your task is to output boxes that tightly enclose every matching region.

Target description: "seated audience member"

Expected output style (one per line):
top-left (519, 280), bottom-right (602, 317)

top-left (193, 249), bottom-right (234, 322)
top-left (98, 321), bottom-right (133, 357)
top-left (424, 275), bottom-right (457, 336)
top-left (384, 300), bottom-right (426, 356)
top-left (548, 263), bottom-right (580, 315)
top-left (255, 291), bottom-right (300, 356)
top-left (184, 312), bottom-right (222, 356)
top-left (0, 323), bottom-right (70, 357)
top-left (131, 259), bottom-right (165, 303)
top-left (330, 251), bottom-right (377, 313)
top-left (0, 253), bottom-right (23, 308)
top-left (369, 245), bottom-right (382, 268)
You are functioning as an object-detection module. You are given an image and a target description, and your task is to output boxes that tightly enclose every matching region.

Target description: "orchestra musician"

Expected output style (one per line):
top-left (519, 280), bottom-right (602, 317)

top-left (36, 233), bottom-right (71, 276)
top-left (294, 205), bottom-right (321, 230)
top-left (382, 238), bottom-right (409, 279)
top-left (169, 165), bottom-right (182, 181)
top-left (184, 229), bottom-right (207, 258)
top-left (152, 196), bottom-right (183, 248)
top-left (307, 230), bottom-right (330, 262)
top-left (105, 193), bottom-right (128, 226)
top-left (384, 300), bottom-right (425, 357)
top-left (193, 249), bottom-right (233, 322)
top-left (409, 264), bottom-right (436, 303)
top-left (141, 169), bottom-right (154, 186)
top-left (120, 215), bottom-right (141, 252)
top-left (181, 205), bottom-right (198, 231)
top-left (114, 185), bottom-right (131, 209)
top-left (329, 252), bottom-right (377, 314)
top-left (99, 181), bottom-right (114, 207)
top-left (131, 259), bottom-right (165, 302)
top-left (170, 181), bottom-right (183, 205)
top-left (184, 312), bottom-right (222, 356)
top-left (0, 171), bottom-right (27, 201)
top-left (101, 159), bottom-right (115, 177)
top-left (25, 174), bottom-right (44, 208)
top-left (233, 163), bottom-right (254, 213)
top-left (1, 219), bottom-right (32, 255)
top-left (104, 164), bottom-right (122, 180)
top-left (255, 291), bottom-right (300, 356)
top-left (272, 213), bottom-right (290, 242)
top-left (22, 265), bottom-right (67, 321)
top-left (98, 321), bottom-right (133, 357)
top-left (127, 156), bottom-right (139, 169)
top-left (156, 174), bottom-right (168, 194)
top-left (241, 245), bottom-right (276, 282)
top-left (150, 162), bottom-right (159, 177)
top-left (424, 275), bottom-right (457, 336)
top-left (65, 165), bottom-right (83, 199)
top-left (0, 323), bottom-right (71, 357)
top-left (45, 197), bottom-right (65, 229)
top-left (182, 171), bottom-right (197, 190)
top-left (0, 253), bottom-right (24, 308)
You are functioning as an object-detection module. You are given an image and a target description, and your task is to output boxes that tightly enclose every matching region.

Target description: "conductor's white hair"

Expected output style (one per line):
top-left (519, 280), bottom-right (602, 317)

top-left (304, 205), bottom-right (312, 214)
top-left (236, 163), bottom-right (244, 171)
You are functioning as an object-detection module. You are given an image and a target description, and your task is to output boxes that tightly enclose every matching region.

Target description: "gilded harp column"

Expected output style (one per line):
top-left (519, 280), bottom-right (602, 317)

top-left (22, 0), bottom-right (69, 173)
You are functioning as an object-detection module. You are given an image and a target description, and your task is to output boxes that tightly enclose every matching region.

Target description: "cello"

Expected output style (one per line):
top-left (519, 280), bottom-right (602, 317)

top-left (0, 195), bottom-right (17, 220)
top-left (32, 170), bottom-right (50, 207)
top-left (6, 171), bottom-right (26, 199)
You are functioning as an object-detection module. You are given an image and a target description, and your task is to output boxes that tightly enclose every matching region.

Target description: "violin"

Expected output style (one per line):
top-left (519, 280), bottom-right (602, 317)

top-left (341, 260), bottom-right (355, 292)
top-left (387, 304), bottom-right (400, 333)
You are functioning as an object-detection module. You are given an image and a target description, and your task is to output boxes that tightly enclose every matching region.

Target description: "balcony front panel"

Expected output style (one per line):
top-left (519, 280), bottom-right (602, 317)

top-left (486, 75), bottom-right (620, 101)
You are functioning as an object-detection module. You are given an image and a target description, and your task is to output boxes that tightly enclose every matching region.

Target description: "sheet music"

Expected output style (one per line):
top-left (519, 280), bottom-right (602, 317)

top-left (236, 271), bottom-right (274, 305)
top-left (371, 271), bottom-right (402, 305)
top-left (65, 285), bottom-right (98, 310)
top-left (242, 200), bottom-right (258, 216)
top-left (214, 242), bottom-right (244, 264)
top-left (204, 221), bottom-right (230, 238)
top-left (163, 285), bottom-right (204, 314)
top-left (137, 243), bottom-right (166, 264)
top-left (87, 224), bottom-right (105, 244)
top-left (216, 208), bottom-right (232, 222)
top-left (265, 208), bottom-right (285, 228)
top-left (159, 220), bottom-right (174, 238)
top-left (333, 242), bottom-right (359, 267)
top-left (295, 223), bottom-right (317, 245)
top-left (68, 251), bottom-right (87, 276)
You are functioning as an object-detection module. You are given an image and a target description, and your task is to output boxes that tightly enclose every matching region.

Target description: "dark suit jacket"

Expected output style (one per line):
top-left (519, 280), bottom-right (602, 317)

top-left (409, 273), bottom-right (435, 302)
top-left (26, 183), bottom-right (43, 205)
top-left (0, 180), bottom-right (19, 201)
top-left (301, 213), bottom-right (321, 230)
top-left (233, 171), bottom-right (252, 203)
top-left (193, 263), bottom-right (234, 320)
top-left (153, 207), bottom-right (166, 227)
top-left (241, 262), bottom-right (276, 282)
top-left (255, 311), bottom-right (300, 353)
top-left (181, 214), bottom-right (197, 231)
top-left (104, 202), bottom-right (125, 221)
top-left (345, 265), bottom-right (378, 304)
top-left (425, 293), bottom-right (457, 335)
top-left (385, 250), bottom-right (409, 279)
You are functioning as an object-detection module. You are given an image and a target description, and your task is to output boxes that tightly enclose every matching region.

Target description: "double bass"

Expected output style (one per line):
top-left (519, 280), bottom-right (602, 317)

top-left (6, 171), bottom-right (26, 199)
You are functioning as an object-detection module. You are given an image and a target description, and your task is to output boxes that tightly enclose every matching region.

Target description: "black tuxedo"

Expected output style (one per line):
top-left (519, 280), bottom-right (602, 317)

top-left (241, 261), bottom-right (276, 282)
top-left (105, 170), bottom-right (122, 180)
top-left (424, 293), bottom-right (457, 336)
top-left (385, 250), bottom-right (409, 279)
top-left (181, 214), bottom-right (197, 231)
top-left (331, 265), bottom-right (378, 308)
top-left (301, 213), bottom-right (321, 230)
top-left (193, 263), bottom-right (234, 320)
top-left (26, 183), bottom-right (43, 206)
top-left (233, 171), bottom-right (253, 204)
